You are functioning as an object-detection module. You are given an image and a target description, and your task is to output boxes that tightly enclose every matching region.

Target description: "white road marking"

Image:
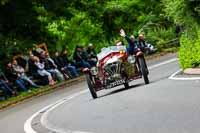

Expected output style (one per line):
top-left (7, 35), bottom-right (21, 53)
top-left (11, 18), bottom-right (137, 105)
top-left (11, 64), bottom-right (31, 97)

top-left (169, 69), bottom-right (200, 80)
top-left (24, 90), bottom-right (89, 133)
top-left (24, 58), bottom-right (178, 133)
top-left (148, 58), bottom-right (178, 70)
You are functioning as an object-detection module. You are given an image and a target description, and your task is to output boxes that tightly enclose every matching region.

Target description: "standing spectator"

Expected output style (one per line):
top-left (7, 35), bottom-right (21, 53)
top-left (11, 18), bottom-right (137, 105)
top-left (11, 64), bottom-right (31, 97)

top-left (12, 60), bottom-right (39, 88)
top-left (40, 51), bottom-right (64, 81)
top-left (34, 56), bottom-right (56, 85)
top-left (60, 50), bottom-right (79, 77)
top-left (5, 63), bottom-right (28, 92)
top-left (73, 46), bottom-right (91, 69)
top-left (87, 43), bottom-right (98, 67)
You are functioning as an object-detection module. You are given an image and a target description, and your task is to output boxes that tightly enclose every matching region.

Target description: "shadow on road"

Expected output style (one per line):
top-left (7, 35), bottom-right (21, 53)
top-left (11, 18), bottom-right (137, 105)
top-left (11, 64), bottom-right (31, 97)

top-left (98, 83), bottom-right (144, 99)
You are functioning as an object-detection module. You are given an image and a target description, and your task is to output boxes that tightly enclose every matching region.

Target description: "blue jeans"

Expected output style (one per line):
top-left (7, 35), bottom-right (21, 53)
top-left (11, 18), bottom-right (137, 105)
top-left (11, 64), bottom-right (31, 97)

top-left (47, 69), bottom-right (64, 81)
top-left (0, 80), bottom-right (13, 96)
top-left (16, 79), bottom-right (28, 91)
top-left (64, 65), bottom-right (79, 77)
top-left (81, 60), bottom-right (91, 68)
top-left (20, 75), bottom-right (39, 88)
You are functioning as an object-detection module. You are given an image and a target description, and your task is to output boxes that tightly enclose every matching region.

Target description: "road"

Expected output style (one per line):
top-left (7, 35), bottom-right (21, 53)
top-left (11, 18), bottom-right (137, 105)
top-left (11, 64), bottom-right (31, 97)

top-left (1, 53), bottom-right (200, 133)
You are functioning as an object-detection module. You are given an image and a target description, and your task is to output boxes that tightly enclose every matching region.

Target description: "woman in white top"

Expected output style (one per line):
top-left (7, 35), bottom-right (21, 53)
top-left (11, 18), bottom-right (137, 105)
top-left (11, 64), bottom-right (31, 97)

top-left (34, 56), bottom-right (56, 85)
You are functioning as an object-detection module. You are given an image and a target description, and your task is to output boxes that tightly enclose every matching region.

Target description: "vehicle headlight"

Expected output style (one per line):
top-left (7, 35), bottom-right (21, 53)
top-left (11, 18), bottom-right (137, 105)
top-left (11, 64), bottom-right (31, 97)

top-left (90, 67), bottom-right (98, 76)
top-left (119, 50), bottom-right (126, 54)
top-left (127, 55), bottom-right (136, 64)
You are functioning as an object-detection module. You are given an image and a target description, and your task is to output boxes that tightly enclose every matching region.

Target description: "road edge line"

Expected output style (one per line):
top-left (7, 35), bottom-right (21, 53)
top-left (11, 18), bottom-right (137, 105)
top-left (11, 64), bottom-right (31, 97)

top-left (24, 57), bottom-right (178, 133)
top-left (169, 69), bottom-right (200, 80)
top-left (24, 90), bottom-right (88, 133)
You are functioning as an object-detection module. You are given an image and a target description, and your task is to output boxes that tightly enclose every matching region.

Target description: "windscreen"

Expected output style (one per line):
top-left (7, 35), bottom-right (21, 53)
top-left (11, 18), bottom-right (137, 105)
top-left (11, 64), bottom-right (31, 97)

top-left (97, 46), bottom-right (126, 60)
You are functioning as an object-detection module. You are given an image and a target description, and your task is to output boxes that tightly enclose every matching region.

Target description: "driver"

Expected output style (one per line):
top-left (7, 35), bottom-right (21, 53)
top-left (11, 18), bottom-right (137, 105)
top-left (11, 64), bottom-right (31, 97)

top-left (119, 29), bottom-right (138, 55)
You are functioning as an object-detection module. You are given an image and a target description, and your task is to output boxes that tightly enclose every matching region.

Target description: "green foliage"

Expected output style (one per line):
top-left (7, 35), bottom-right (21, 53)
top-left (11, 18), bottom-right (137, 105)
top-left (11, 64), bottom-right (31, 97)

top-left (1, 0), bottom-right (193, 70)
top-left (163, 0), bottom-right (200, 68)
top-left (179, 29), bottom-right (200, 69)
top-left (145, 27), bottom-right (176, 50)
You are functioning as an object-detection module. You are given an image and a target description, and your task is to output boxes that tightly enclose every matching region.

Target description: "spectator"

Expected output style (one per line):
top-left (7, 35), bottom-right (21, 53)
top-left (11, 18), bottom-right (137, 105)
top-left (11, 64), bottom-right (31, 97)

top-left (73, 46), bottom-right (91, 69)
top-left (0, 73), bottom-right (16, 98)
top-left (34, 56), bottom-right (56, 85)
top-left (12, 60), bottom-right (39, 88)
top-left (53, 51), bottom-right (71, 79)
top-left (60, 50), bottom-right (79, 77)
top-left (40, 51), bottom-right (64, 82)
top-left (87, 43), bottom-right (98, 67)
top-left (28, 54), bottom-right (38, 75)
top-left (5, 63), bottom-right (28, 92)
top-left (28, 54), bottom-right (49, 85)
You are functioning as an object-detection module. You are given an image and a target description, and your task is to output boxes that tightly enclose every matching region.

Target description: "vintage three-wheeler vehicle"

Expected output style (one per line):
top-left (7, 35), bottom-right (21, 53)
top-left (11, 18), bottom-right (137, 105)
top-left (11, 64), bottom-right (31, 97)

top-left (85, 45), bottom-right (149, 99)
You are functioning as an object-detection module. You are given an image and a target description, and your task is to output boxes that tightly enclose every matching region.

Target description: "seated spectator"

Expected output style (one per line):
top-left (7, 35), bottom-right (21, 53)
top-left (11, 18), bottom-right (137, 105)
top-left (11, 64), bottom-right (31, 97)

top-left (53, 51), bottom-right (71, 79)
top-left (15, 55), bottom-right (28, 70)
top-left (28, 54), bottom-right (38, 75)
top-left (34, 56), bottom-right (56, 86)
top-left (39, 51), bottom-right (64, 82)
top-left (0, 73), bottom-right (16, 98)
top-left (12, 60), bottom-right (39, 89)
top-left (60, 50), bottom-right (79, 77)
top-left (87, 43), bottom-right (98, 67)
top-left (73, 46), bottom-right (91, 69)
top-left (5, 63), bottom-right (28, 92)
top-left (28, 54), bottom-right (49, 85)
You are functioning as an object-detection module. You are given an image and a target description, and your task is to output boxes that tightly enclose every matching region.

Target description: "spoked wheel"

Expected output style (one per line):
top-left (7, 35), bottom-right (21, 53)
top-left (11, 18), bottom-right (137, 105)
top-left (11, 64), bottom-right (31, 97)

top-left (138, 57), bottom-right (149, 84)
top-left (85, 74), bottom-right (97, 99)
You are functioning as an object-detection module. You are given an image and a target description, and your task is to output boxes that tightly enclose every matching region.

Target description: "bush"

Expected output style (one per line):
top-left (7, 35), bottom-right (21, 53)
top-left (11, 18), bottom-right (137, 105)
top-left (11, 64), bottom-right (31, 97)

top-left (145, 27), bottom-right (176, 50)
top-left (179, 29), bottom-right (200, 69)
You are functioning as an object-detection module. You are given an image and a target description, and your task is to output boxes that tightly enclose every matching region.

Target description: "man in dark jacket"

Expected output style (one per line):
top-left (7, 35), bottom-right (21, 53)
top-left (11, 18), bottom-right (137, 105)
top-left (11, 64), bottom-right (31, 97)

top-left (119, 29), bottom-right (138, 55)
top-left (0, 71), bottom-right (16, 97)
top-left (5, 63), bottom-right (28, 91)
top-left (40, 51), bottom-right (64, 81)
top-left (138, 34), bottom-right (148, 52)
top-left (61, 50), bottom-right (79, 77)
top-left (73, 46), bottom-right (91, 68)
top-left (87, 43), bottom-right (98, 67)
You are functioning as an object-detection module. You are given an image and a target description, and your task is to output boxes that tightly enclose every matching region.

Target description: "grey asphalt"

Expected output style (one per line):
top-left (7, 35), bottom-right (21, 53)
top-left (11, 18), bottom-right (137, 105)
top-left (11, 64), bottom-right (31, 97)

top-left (1, 53), bottom-right (200, 133)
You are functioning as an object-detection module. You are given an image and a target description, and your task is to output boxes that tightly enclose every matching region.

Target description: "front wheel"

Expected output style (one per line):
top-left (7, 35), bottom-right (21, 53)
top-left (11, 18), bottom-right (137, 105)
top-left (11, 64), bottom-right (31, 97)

top-left (138, 57), bottom-right (149, 84)
top-left (85, 74), bottom-right (97, 99)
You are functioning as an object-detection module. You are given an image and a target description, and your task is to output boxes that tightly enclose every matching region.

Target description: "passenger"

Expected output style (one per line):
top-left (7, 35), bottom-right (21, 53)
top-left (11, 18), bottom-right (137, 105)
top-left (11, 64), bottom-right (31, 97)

top-left (138, 34), bottom-right (148, 52)
top-left (115, 40), bottom-right (124, 46)
top-left (119, 29), bottom-right (138, 55)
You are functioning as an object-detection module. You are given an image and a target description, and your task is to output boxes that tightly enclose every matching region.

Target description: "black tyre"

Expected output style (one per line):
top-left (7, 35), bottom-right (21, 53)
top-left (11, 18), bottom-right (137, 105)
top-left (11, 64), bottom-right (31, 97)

top-left (138, 57), bottom-right (149, 84)
top-left (124, 82), bottom-right (129, 89)
top-left (86, 74), bottom-right (97, 99)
